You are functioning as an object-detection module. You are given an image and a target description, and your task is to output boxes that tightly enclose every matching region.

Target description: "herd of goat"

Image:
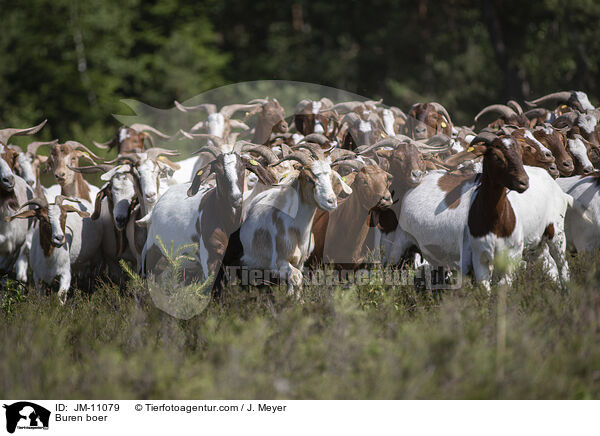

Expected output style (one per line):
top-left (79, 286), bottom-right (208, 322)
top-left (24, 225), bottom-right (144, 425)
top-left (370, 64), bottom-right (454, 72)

top-left (1, 90), bottom-right (600, 302)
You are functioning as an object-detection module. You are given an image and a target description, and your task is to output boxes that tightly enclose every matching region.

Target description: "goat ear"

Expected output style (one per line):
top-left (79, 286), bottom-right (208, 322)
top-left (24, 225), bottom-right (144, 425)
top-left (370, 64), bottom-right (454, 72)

top-left (91, 185), bottom-right (108, 220)
top-left (62, 204), bottom-right (90, 218)
top-left (331, 170), bottom-right (353, 195)
top-left (369, 209), bottom-right (398, 232)
top-left (243, 157), bottom-right (277, 185)
top-left (5, 209), bottom-right (37, 222)
top-left (157, 156), bottom-right (181, 171)
top-left (76, 150), bottom-right (97, 165)
top-left (37, 155), bottom-right (48, 165)
top-left (187, 164), bottom-right (211, 197)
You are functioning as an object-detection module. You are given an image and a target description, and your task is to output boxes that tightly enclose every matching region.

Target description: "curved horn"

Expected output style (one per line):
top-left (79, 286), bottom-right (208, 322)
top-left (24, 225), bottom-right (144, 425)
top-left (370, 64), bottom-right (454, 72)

top-left (19, 198), bottom-right (48, 210)
top-left (301, 133), bottom-right (330, 145)
top-left (293, 142), bottom-right (325, 160)
top-left (174, 101), bottom-right (217, 114)
top-left (104, 153), bottom-right (141, 165)
top-left (219, 103), bottom-right (261, 119)
top-left (26, 139), bottom-right (58, 155)
top-left (68, 163), bottom-right (115, 174)
top-left (329, 148), bottom-right (357, 162)
top-left (552, 112), bottom-right (579, 129)
top-left (248, 98), bottom-right (269, 105)
top-left (0, 119), bottom-right (48, 146)
top-left (331, 159), bottom-right (365, 172)
top-left (240, 143), bottom-right (278, 165)
top-left (475, 104), bottom-right (517, 122)
top-left (430, 102), bottom-right (453, 125)
top-left (191, 144), bottom-right (221, 157)
top-left (507, 100), bottom-right (523, 115)
top-left (524, 108), bottom-right (549, 120)
top-left (179, 130), bottom-right (224, 146)
top-left (146, 147), bottom-right (180, 161)
top-left (64, 141), bottom-right (102, 160)
top-left (320, 100), bottom-right (380, 115)
top-left (470, 131), bottom-right (499, 146)
top-left (129, 123), bottom-right (171, 139)
top-left (526, 91), bottom-right (572, 108)
top-left (270, 151), bottom-right (313, 168)
top-left (356, 137), bottom-right (404, 155)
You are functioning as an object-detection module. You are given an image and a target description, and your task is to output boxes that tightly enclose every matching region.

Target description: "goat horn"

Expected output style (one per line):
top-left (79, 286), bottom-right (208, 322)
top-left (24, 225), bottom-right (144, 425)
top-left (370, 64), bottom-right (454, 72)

top-left (220, 103), bottom-right (261, 119)
top-left (430, 102), bottom-right (453, 125)
top-left (174, 101), bottom-right (217, 114)
top-left (248, 98), bottom-right (269, 105)
top-left (0, 119), bottom-right (48, 146)
top-left (67, 163), bottom-right (115, 174)
top-left (104, 153), bottom-right (140, 165)
top-left (356, 137), bottom-right (405, 155)
top-left (191, 144), bottom-right (221, 157)
top-left (180, 130), bottom-right (224, 146)
top-left (26, 139), bottom-right (58, 155)
top-left (19, 198), bottom-right (47, 210)
top-left (146, 147), bottom-right (180, 161)
top-left (470, 131), bottom-right (499, 146)
top-left (331, 159), bottom-right (364, 172)
top-left (475, 104), bottom-right (517, 122)
top-left (270, 151), bottom-right (313, 167)
top-left (301, 133), bottom-right (330, 145)
top-left (524, 108), bottom-right (549, 120)
top-left (329, 148), bottom-right (357, 161)
top-left (129, 123), bottom-right (171, 139)
top-left (552, 112), bottom-right (579, 129)
top-left (507, 100), bottom-right (523, 115)
top-left (526, 91), bottom-right (572, 108)
top-left (64, 141), bottom-right (102, 160)
top-left (240, 143), bottom-right (278, 165)
top-left (293, 142), bottom-right (325, 160)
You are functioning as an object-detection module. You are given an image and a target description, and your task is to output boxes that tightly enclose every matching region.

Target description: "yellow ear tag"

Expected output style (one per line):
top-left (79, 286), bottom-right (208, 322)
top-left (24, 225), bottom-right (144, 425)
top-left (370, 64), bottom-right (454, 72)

top-left (158, 156), bottom-right (167, 162)
top-left (249, 159), bottom-right (259, 166)
top-left (196, 169), bottom-right (203, 176)
top-left (342, 176), bottom-right (347, 182)
top-left (245, 112), bottom-right (250, 117)
top-left (441, 122), bottom-right (447, 128)
top-left (380, 132), bottom-right (386, 138)
top-left (561, 105), bottom-right (567, 109)
top-left (468, 147), bottom-right (475, 152)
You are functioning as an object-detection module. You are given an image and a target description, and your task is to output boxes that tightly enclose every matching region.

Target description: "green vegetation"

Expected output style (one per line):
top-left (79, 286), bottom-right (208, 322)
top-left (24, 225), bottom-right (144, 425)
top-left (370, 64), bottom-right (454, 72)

top-left (1, 251), bottom-right (599, 399)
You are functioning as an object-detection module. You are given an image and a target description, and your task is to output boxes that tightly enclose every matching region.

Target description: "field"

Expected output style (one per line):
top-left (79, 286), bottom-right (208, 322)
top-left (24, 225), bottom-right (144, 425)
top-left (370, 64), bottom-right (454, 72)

top-left (1, 250), bottom-right (599, 400)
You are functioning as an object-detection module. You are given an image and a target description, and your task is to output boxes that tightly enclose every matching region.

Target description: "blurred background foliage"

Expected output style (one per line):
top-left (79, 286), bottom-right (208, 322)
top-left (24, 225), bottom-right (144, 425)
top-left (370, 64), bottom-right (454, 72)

top-left (1, 0), bottom-right (600, 147)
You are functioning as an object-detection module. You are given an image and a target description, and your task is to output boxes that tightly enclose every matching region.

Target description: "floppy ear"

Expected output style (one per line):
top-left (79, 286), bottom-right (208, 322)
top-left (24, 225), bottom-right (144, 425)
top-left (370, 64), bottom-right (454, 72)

top-left (75, 150), bottom-right (97, 165)
top-left (5, 209), bottom-right (37, 222)
top-left (369, 209), bottom-right (398, 232)
top-left (91, 184), bottom-right (110, 220)
top-left (37, 155), bottom-right (48, 165)
top-left (61, 204), bottom-right (90, 218)
top-left (331, 170), bottom-right (353, 195)
top-left (187, 164), bottom-right (212, 197)
top-left (141, 132), bottom-right (154, 148)
top-left (243, 157), bottom-right (277, 185)
top-left (157, 155), bottom-right (181, 171)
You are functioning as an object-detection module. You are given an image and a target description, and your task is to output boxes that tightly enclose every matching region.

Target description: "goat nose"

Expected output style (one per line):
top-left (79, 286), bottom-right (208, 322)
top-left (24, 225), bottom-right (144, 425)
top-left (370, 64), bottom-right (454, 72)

top-left (145, 192), bottom-right (157, 202)
top-left (544, 151), bottom-right (553, 159)
top-left (1, 175), bottom-right (14, 186)
top-left (583, 167), bottom-right (594, 175)
top-left (115, 216), bottom-right (127, 228)
top-left (52, 234), bottom-right (65, 246)
top-left (562, 160), bottom-right (574, 169)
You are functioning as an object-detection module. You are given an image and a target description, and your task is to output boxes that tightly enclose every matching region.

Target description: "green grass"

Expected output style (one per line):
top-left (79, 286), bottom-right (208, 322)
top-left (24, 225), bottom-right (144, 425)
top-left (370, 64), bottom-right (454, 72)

top-left (1, 251), bottom-right (600, 399)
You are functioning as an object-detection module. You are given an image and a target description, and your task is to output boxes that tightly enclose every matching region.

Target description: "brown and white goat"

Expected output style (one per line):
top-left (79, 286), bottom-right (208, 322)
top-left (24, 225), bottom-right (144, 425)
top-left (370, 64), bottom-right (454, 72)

top-left (94, 123), bottom-right (171, 154)
top-left (8, 196), bottom-right (101, 302)
top-left (0, 121), bottom-right (47, 281)
top-left (142, 142), bottom-right (277, 283)
top-left (404, 102), bottom-right (453, 140)
top-left (239, 145), bottom-right (351, 296)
